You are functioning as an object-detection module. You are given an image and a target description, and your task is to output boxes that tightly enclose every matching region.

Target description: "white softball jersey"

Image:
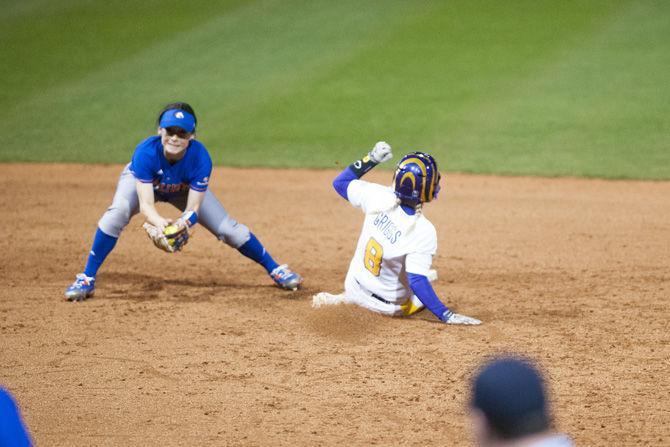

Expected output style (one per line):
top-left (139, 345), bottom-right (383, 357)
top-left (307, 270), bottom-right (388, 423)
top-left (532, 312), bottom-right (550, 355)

top-left (344, 179), bottom-right (437, 305)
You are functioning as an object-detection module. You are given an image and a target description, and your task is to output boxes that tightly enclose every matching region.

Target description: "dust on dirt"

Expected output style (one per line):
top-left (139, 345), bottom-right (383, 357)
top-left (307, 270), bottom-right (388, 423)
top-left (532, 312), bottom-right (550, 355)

top-left (1, 164), bottom-right (668, 446)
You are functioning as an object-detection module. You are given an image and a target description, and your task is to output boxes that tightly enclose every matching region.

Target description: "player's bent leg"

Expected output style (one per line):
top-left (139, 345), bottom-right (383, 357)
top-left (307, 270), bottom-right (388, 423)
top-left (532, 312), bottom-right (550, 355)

top-left (343, 274), bottom-right (400, 316)
top-left (65, 165), bottom-right (139, 302)
top-left (97, 164), bottom-right (140, 238)
top-left (64, 228), bottom-right (116, 301)
top-left (400, 294), bottom-right (425, 316)
top-left (350, 294), bottom-right (401, 316)
top-left (189, 190), bottom-right (250, 247)
top-left (195, 191), bottom-right (302, 290)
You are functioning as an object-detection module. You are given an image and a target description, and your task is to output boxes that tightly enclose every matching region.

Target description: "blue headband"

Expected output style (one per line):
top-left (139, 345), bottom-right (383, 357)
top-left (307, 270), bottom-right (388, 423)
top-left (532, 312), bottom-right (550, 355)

top-left (159, 109), bottom-right (196, 133)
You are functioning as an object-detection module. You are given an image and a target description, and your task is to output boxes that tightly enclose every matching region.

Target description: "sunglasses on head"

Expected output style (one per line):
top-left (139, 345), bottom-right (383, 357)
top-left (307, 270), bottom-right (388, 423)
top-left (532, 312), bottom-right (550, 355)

top-left (164, 126), bottom-right (192, 139)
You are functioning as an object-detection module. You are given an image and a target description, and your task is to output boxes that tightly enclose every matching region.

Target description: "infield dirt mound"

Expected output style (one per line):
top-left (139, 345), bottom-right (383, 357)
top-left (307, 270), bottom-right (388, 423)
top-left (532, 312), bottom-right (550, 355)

top-left (1, 164), bottom-right (668, 446)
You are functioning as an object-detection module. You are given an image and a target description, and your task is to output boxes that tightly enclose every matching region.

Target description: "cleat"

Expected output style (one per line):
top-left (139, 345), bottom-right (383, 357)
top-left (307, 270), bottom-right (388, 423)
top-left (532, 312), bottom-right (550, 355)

top-left (312, 292), bottom-right (346, 308)
top-left (64, 273), bottom-right (96, 302)
top-left (270, 264), bottom-right (302, 291)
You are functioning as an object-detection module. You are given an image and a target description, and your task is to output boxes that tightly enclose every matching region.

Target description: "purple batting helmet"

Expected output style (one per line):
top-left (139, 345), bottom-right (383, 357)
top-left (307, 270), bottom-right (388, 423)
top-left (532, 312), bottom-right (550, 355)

top-left (393, 152), bottom-right (441, 205)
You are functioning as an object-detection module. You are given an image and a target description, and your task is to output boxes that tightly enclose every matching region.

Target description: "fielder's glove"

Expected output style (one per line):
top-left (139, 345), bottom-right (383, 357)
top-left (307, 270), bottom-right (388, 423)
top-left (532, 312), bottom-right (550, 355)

top-left (442, 309), bottom-right (482, 325)
top-left (143, 222), bottom-right (189, 253)
top-left (368, 141), bottom-right (393, 164)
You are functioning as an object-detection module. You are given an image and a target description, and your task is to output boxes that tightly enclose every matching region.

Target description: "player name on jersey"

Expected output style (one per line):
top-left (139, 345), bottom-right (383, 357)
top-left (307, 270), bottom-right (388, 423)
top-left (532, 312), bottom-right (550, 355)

top-left (373, 212), bottom-right (402, 244)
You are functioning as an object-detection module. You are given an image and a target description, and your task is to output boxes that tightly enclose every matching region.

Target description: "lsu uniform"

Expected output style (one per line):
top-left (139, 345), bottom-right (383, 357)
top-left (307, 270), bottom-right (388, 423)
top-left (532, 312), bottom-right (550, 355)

top-left (344, 180), bottom-right (436, 316)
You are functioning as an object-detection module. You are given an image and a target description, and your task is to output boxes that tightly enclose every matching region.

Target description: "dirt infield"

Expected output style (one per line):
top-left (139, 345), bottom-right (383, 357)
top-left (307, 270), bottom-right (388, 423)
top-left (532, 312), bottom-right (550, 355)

top-left (1, 164), bottom-right (668, 446)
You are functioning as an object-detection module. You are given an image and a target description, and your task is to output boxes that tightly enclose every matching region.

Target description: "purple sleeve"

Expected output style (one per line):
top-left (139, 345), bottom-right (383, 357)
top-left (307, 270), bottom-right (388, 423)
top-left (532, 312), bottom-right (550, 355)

top-left (332, 167), bottom-right (358, 200)
top-left (408, 272), bottom-right (449, 321)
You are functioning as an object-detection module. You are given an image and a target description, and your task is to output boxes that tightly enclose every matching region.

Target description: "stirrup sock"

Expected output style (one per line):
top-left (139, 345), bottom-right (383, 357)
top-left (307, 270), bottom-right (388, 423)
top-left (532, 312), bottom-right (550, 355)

top-left (83, 228), bottom-right (118, 278)
top-left (237, 233), bottom-right (279, 273)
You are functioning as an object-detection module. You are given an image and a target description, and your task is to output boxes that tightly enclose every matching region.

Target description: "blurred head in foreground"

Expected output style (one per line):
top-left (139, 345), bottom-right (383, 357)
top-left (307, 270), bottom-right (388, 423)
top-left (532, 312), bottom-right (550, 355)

top-left (470, 356), bottom-right (573, 447)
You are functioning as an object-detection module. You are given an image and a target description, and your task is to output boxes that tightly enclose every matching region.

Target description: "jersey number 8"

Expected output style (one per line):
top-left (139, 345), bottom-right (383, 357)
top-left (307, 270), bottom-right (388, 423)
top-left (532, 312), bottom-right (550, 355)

top-left (364, 237), bottom-right (383, 276)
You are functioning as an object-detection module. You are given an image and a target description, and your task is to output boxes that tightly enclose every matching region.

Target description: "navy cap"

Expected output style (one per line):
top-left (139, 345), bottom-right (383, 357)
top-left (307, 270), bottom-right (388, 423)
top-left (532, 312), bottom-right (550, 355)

top-left (472, 357), bottom-right (549, 439)
top-left (159, 109), bottom-right (196, 133)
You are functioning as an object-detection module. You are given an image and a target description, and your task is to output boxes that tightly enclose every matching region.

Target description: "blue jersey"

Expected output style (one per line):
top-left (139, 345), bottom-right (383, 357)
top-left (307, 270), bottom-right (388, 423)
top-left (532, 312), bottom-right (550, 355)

top-left (0, 389), bottom-right (31, 446)
top-left (130, 136), bottom-right (212, 199)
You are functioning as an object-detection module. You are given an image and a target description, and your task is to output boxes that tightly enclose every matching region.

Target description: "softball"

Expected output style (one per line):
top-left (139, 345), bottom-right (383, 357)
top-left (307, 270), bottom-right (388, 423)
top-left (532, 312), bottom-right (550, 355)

top-left (163, 225), bottom-right (180, 246)
top-left (163, 224), bottom-right (179, 236)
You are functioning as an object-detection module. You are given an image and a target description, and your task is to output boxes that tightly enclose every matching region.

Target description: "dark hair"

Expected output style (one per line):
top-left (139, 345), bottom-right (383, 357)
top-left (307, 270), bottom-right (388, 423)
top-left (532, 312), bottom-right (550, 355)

top-left (157, 102), bottom-right (198, 128)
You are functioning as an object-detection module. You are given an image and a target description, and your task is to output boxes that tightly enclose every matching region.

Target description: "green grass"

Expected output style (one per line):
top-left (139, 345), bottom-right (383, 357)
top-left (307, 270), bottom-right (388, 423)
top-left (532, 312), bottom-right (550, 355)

top-left (1, 0), bottom-right (669, 179)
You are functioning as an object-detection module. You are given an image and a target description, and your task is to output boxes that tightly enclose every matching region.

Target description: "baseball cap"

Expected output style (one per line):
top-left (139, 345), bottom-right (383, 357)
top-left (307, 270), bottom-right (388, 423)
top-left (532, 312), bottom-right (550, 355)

top-left (471, 357), bottom-right (549, 439)
top-left (159, 109), bottom-right (196, 133)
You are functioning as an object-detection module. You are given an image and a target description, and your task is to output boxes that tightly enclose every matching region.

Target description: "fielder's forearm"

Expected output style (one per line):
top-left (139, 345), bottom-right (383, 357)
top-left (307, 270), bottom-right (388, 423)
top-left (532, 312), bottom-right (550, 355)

top-left (407, 272), bottom-right (450, 321)
top-left (185, 189), bottom-right (205, 215)
top-left (136, 181), bottom-right (167, 228)
top-left (172, 189), bottom-right (205, 230)
top-left (139, 203), bottom-right (166, 228)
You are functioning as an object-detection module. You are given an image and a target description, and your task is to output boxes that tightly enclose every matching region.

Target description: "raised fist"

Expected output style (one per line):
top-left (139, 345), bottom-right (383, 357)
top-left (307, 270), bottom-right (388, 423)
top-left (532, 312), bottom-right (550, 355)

top-left (369, 141), bottom-right (393, 164)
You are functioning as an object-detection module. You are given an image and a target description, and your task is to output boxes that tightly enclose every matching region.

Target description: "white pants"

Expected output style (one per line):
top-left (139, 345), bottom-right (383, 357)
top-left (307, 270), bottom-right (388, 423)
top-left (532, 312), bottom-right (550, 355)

top-left (312, 272), bottom-right (427, 317)
top-left (343, 273), bottom-right (407, 316)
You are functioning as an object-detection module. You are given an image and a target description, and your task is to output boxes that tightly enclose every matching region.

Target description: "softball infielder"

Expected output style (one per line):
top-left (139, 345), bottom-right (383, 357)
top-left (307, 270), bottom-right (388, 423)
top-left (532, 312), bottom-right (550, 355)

top-left (65, 102), bottom-right (301, 301)
top-left (313, 142), bottom-right (480, 325)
